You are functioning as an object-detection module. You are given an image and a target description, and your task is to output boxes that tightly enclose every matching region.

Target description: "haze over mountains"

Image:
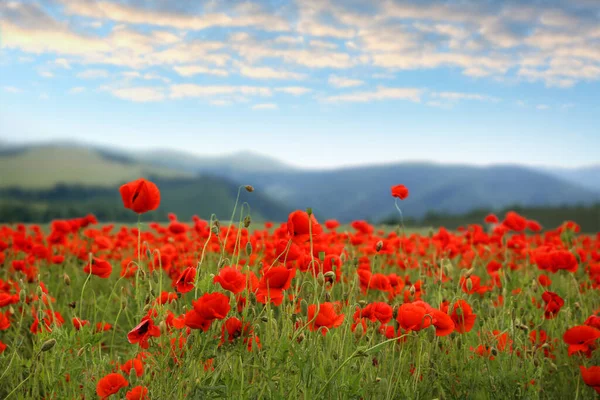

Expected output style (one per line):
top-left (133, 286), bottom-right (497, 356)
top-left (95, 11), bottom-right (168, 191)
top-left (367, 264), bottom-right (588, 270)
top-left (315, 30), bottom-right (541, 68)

top-left (0, 141), bottom-right (598, 222)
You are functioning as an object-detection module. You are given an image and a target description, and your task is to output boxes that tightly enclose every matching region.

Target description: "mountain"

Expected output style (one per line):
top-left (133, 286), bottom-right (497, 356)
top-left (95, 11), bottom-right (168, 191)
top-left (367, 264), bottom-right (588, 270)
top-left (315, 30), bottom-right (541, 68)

top-left (221, 163), bottom-right (600, 221)
top-left (0, 144), bottom-right (191, 189)
top-left (133, 149), bottom-right (295, 178)
top-left (538, 165), bottom-right (600, 193)
top-left (2, 142), bottom-right (598, 223)
top-left (0, 144), bottom-right (288, 222)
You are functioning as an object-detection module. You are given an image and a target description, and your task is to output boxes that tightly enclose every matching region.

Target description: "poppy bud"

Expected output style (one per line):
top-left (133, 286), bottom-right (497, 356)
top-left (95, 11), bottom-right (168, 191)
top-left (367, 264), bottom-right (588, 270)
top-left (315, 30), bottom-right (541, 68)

top-left (159, 321), bottom-right (167, 335)
top-left (574, 302), bottom-right (581, 310)
top-left (358, 300), bottom-right (367, 307)
top-left (244, 185), bottom-right (254, 193)
top-left (375, 377), bottom-right (381, 383)
top-left (211, 223), bottom-right (220, 235)
top-left (245, 242), bottom-right (253, 257)
top-left (260, 316), bottom-right (269, 323)
top-left (218, 259), bottom-right (227, 269)
top-left (490, 347), bottom-right (498, 357)
top-left (146, 248), bottom-right (152, 260)
top-left (187, 334), bottom-right (195, 347)
top-left (464, 268), bottom-right (475, 278)
top-left (317, 273), bottom-right (325, 286)
top-left (63, 273), bottom-right (71, 286)
top-left (296, 333), bottom-right (305, 343)
top-left (40, 339), bottom-right (56, 352)
top-left (243, 216), bottom-right (252, 228)
top-left (354, 323), bottom-right (364, 339)
top-left (325, 292), bottom-right (331, 302)
top-left (19, 289), bottom-right (27, 303)
top-left (77, 347), bottom-right (86, 357)
top-left (300, 300), bottom-right (308, 315)
top-left (375, 241), bottom-right (383, 252)
top-left (36, 286), bottom-right (43, 297)
top-left (324, 271), bottom-right (336, 281)
top-left (466, 278), bottom-right (473, 292)
top-left (516, 323), bottom-right (529, 332)
top-left (306, 208), bottom-right (312, 216)
top-left (129, 367), bottom-right (137, 382)
top-left (409, 285), bottom-right (416, 296)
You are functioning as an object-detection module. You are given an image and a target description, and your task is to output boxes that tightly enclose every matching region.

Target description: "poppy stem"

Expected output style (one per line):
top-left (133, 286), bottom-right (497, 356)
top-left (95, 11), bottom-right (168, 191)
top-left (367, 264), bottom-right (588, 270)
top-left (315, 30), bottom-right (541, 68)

top-left (394, 198), bottom-right (405, 235)
top-left (137, 213), bottom-right (141, 265)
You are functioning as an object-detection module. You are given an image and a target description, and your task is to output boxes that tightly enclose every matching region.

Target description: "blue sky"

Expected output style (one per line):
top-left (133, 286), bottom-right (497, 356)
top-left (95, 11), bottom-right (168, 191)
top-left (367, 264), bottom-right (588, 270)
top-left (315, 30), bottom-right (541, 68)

top-left (0, 0), bottom-right (599, 168)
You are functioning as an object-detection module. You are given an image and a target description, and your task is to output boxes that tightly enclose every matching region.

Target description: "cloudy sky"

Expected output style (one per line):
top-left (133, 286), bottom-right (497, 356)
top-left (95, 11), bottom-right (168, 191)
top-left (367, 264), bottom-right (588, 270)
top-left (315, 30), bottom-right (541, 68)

top-left (0, 0), bottom-right (599, 168)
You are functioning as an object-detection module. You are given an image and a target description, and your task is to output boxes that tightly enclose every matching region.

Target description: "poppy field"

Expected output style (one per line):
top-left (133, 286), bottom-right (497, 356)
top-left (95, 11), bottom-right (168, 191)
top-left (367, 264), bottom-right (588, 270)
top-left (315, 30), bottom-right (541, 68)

top-left (0, 178), bottom-right (599, 399)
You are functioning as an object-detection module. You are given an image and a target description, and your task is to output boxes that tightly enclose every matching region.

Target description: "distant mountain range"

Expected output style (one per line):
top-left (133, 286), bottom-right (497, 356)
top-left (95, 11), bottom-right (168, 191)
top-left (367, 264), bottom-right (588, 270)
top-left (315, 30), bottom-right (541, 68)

top-left (0, 141), bottom-right (598, 222)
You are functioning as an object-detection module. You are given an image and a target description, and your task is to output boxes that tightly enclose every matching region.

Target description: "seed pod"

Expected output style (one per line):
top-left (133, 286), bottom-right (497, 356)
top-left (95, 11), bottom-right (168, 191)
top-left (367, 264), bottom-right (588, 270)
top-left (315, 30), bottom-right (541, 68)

top-left (466, 278), bottom-right (473, 292)
top-left (19, 289), bottom-right (27, 303)
top-left (317, 273), bottom-right (325, 286)
top-left (244, 185), bottom-right (254, 193)
top-left (40, 339), bottom-right (56, 352)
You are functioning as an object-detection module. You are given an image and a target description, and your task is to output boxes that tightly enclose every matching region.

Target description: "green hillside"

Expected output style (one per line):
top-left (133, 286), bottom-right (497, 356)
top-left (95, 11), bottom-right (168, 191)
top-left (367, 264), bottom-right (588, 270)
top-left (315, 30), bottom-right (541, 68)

top-left (0, 176), bottom-right (289, 223)
top-left (0, 146), bottom-right (191, 189)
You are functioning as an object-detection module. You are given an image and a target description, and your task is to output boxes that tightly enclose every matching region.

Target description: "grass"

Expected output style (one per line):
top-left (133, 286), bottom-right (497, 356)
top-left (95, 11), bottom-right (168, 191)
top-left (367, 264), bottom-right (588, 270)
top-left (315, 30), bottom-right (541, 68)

top-left (0, 212), bottom-right (598, 399)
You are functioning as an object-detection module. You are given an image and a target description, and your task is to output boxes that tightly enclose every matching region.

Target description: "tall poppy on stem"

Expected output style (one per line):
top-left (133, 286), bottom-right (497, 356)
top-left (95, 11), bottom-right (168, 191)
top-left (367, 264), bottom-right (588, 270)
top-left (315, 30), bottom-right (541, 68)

top-left (390, 184), bottom-right (409, 232)
top-left (119, 178), bottom-right (160, 264)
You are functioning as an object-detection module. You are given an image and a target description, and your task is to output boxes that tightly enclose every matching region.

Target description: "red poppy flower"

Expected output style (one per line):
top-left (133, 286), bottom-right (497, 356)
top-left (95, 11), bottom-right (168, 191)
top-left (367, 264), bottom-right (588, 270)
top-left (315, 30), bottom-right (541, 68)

top-left (119, 178), bottom-right (161, 214)
top-left (580, 366), bottom-right (600, 394)
top-left (484, 214), bottom-right (499, 224)
top-left (213, 267), bottom-right (247, 294)
top-left (541, 291), bottom-right (564, 319)
top-left (450, 300), bottom-right (477, 333)
top-left (431, 309), bottom-right (455, 336)
top-left (192, 292), bottom-right (231, 321)
top-left (502, 211), bottom-right (527, 232)
top-left (96, 373), bottom-right (128, 399)
top-left (256, 266), bottom-right (296, 306)
top-left (397, 302), bottom-right (432, 332)
top-left (126, 385), bottom-right (149, 400)
top-left (391, 184), bottom-right (409, 200)
top-left (72, 317), bottom-right (89, 331)
top-left (563, 325), bottom-right (600, 357)
top-left (175, 267), bottom-right (196, 293)
top-left (307, 302), bottom-right (345, 335)
top-left (325, 220), bottom-right (340, 230)
top-left (121, 358), bottom-right (143, 377)
top-left (84, 257), bottom-right (112, 279)
top-left (127, 316), bottom-right (161, 349)
top-left (287, 210), bottom-right (323, 243)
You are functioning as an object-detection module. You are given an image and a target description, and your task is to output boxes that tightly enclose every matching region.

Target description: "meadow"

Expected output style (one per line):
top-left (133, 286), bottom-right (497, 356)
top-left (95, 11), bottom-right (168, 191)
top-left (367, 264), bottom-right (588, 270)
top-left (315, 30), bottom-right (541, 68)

top-left (0, 179), bottom-right (598, 399)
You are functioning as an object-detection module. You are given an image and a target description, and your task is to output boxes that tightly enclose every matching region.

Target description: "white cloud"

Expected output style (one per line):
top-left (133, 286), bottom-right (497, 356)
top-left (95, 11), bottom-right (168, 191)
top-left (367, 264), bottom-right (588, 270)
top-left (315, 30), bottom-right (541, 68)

top-left (173, 65), bottom-right (229, 77)
top-left (309, 40), bottom-right (338, 50)
top-left (108, 87), bottom-right (165, 102)
top-left (170, 84), bottom-right (272, 99)
top-left (69, 87), bottom-right (86, 94)
top-left (328, 75), bottom-right (364, 88)
top-left (210, 99), bottom-right (232, 106)
top-left (77, 69), bottom-right (109, 79)
top-left (536, 104), bottom-right (550, 110)
top-left (252, 103), bottom-right (278, 110)
top-left (275, 36), bottom-right (304, 44)
top-left (54, 58), bottom-right (71, 69)
top-left (238, 65), bottom-right (306, 80)
top-left (325, 86), bottom-right (423, 103)
top-left (3, 86), bottom-right (22, 94)
top-left (39, 71), bottom-right (54, 78)
top-left (432, 92), bottom-right (500, 102)
top-left (275, 87), bottom-right (312, 95)
top-left (62, 1), bottom-right (290, 32)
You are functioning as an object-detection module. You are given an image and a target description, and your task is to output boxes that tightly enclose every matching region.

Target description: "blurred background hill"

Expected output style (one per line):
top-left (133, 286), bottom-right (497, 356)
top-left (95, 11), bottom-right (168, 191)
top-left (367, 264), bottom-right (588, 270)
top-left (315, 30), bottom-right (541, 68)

top-left (0, 142), bottom-right (598, 230)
